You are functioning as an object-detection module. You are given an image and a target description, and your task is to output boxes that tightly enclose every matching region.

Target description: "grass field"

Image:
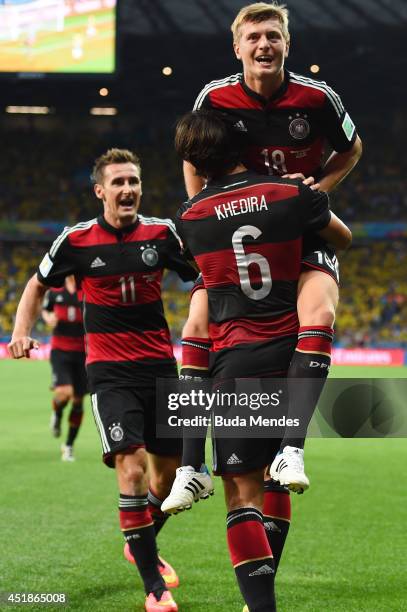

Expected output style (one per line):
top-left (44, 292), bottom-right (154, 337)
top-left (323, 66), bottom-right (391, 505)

top-left (1, 360), bottom-right (406, 611)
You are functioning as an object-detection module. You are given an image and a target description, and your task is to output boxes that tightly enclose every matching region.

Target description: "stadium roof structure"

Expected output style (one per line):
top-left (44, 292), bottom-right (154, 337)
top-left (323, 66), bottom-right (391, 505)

top-left (120, 0), bottom-right (407, 34)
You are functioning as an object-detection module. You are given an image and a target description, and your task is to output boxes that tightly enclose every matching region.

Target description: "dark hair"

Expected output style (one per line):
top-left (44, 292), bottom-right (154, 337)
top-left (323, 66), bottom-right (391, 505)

top-left (91, 148), bottom-right (141, 184)
top-left (174, 110), bottom-right (247, 179)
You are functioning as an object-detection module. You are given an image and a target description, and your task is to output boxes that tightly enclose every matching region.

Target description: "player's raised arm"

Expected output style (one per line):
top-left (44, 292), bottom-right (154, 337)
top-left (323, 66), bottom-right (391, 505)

top-left (8, 274), bottom-right (49, 358)
top-left (318, 211), bottom-right (352, 250)
top-left (319, 135), bottom-right (363, 193)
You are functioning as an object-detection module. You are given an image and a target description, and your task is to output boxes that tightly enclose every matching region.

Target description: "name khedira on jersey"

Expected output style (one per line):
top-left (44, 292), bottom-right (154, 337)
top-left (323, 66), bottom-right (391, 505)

top-left (214, 194), bottom-right (267, 220)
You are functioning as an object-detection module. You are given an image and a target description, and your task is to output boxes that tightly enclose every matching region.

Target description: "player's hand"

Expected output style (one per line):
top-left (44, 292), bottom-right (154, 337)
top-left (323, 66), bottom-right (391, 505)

top-left (282, 173), bottom-right (320, 191)
top-left (7, 336), bottom-right (40, 359)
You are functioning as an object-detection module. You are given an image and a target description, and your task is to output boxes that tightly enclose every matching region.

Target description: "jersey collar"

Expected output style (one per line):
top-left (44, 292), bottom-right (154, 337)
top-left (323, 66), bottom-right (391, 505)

top-left (241, 69), bottom-right (289, 106)
top-left (207, 170), bottom-right (252, 189)
top-left (97, 214), bottom-right (139, 236)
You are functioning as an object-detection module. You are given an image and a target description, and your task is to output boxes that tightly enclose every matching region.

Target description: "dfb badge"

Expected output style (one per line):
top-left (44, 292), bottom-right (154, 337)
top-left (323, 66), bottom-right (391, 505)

top-left (141, 244), bottom-right (159, 267)
top-left (288, 114), bottom-right (310, 140)
top-left (109, 422), bottom-right (124, 442)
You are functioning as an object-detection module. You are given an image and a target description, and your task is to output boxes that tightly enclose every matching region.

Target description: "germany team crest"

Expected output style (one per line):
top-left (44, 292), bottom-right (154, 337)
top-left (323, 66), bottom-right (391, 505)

top-left (288, 115), bottom-right (310, 140)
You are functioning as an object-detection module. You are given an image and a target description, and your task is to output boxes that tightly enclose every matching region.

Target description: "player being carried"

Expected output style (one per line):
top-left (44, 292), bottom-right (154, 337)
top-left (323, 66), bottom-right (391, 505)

top-left (171, 108), bottom-right (351, 611)
top-left (163, 1), bottom-right (362, 513)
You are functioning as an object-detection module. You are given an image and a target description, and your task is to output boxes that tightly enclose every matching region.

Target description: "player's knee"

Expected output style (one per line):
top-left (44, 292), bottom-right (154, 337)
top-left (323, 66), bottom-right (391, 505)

top-left (55, 386), bottom-right (73, 404)
top-left (116, 452), bottom-right (148, 487)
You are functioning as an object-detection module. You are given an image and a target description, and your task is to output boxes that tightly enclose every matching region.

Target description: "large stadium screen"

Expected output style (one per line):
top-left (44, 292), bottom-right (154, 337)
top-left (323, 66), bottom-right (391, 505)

top-left (0, 0), bottom-right (117, 74)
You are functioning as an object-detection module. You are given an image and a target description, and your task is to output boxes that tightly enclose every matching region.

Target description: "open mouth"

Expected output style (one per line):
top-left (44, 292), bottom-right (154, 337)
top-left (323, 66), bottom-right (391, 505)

top-left (119, 199), bottom-right (134, 208)
top-left (256, 55), bottom-right (274, 66)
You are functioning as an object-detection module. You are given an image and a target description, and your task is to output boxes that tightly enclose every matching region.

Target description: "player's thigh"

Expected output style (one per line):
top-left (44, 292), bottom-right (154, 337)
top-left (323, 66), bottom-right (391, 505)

top-left (90, 387), bottom-right (146, 468)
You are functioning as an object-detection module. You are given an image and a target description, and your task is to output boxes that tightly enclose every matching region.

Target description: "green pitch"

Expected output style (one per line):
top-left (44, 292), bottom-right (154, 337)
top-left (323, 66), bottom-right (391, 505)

top-left (0, 360), bottom-right (406, 611)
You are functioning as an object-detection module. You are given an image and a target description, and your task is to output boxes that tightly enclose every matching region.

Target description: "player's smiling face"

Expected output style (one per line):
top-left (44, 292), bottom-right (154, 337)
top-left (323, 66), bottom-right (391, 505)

top-left (234, 18), bottom-right (289, 84)
top-left (94, 162), bottom-right (142, 229)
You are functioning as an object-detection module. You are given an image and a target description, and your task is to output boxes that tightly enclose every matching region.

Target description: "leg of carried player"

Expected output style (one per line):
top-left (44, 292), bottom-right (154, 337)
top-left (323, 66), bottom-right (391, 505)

top-left (161, 287), bottom-right (214, 514)
top-left (270, 268), bottom-right (338, 493)
top-left (223, 471), bottom-right (277, 612)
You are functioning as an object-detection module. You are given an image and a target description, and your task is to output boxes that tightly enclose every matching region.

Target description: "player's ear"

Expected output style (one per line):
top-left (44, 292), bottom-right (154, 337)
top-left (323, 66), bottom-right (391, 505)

top-left (285, 37), bottom-right (290, 58)
top-left (94, 183), bottom-right (104, 200)
top-left (233, 41), bottom-right (242, 61)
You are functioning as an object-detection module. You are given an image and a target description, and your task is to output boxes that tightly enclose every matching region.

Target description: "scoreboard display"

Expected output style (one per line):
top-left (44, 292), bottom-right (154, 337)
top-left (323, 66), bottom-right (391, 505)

top-left (0, 0), bottom-right (117, 74)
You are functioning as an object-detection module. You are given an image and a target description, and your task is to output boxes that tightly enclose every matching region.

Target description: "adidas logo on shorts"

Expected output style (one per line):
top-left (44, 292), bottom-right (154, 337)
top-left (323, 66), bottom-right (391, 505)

top-left (226, 453), bottom-right (242, 465)
top-left (249, 564), bottom-right (275, 576)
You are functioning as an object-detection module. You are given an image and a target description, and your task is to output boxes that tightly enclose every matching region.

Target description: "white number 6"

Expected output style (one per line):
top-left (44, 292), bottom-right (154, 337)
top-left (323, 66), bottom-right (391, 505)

top-left (232, 225), bottom-right (272, 301)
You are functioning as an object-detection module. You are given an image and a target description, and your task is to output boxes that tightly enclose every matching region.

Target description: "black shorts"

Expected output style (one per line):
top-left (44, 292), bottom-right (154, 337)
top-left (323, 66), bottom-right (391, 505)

top-left (301, 234), bottom-right (339, 284)
top-left (210, 336), bottom-right (296, 477)
top-left (50, 349), bottom-right (88, 396)
top-left (90, 385), bottom-right (183, 468)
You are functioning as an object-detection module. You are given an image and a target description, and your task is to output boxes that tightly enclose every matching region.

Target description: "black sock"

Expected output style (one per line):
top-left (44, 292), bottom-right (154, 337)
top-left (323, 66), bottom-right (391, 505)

top-left (263, 480), bottom-right (291, 572)
top-left (282, 326), bottom-right (333, 449)
top-left (181, 437), bottom-right (206, 471)
top-left (148, 489), bottom-right (169, 537)
top-left (119, 494), bottom-right (165, 597)
top-left (66, 400), bottom-right (84, 446)
top-left (227, 507), bottom-right (276, 612)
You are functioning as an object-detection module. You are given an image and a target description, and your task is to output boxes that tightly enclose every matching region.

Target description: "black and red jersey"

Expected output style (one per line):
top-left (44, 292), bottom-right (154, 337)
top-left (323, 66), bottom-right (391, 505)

top-left (175, 171), bottom-right (331, 352)
top-left (194, 70), bottom-right (357, 178)
top-left (37, 214), bottom-right (197, 389)
top-left (43, 287), bottom-right (85, 352)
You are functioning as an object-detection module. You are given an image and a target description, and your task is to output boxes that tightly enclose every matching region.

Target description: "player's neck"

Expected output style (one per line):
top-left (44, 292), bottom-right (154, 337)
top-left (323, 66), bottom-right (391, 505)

top-left (228, 163), bottom-right (247, 175)
top-left (104, 212), bottom-right (137, 230)
top-left (244, 71), bottom-right (284, 99)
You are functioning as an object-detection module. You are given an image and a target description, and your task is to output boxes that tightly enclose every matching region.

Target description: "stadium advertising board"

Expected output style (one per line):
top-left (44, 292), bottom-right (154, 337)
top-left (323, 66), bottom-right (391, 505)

top-left (0, 0), bottom-right (116, 74)
top-left (332, 348), bottom-right (405, 366)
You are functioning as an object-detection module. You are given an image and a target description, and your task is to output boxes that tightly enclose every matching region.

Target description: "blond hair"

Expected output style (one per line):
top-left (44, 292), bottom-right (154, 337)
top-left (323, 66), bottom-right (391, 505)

top-left (231, 2), bottom-right (289, 43)
top-left (92, 148), bottom-right (141, 184)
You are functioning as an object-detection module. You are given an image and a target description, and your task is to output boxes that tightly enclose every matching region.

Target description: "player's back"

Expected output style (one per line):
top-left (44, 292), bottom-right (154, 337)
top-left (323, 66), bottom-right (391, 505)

top-left (176, 170), bottom-right (330, 352)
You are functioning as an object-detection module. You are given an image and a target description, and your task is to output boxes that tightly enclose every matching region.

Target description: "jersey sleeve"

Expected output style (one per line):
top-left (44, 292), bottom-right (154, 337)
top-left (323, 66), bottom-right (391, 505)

top-left (37, 230), bottom-right (77, 287)
top-left (162, 221), bottom-right (198, 282)
top-left (299, 183), bottom-right (331, 232)
top-left (321, 86), bottom-right (357, 153)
